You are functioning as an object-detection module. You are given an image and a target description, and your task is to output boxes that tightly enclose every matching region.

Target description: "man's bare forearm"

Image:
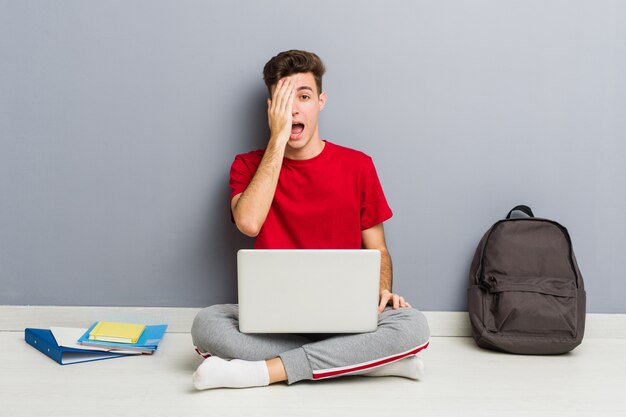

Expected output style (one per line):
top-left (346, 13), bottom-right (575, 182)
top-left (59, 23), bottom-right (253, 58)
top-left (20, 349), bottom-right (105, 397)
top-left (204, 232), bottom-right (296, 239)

top-left (232, 78), bottom-right (294, 237)
top-left (232, 137), bottom-right (287, 236)
top-left (379, 248), bottom-right (393, 293)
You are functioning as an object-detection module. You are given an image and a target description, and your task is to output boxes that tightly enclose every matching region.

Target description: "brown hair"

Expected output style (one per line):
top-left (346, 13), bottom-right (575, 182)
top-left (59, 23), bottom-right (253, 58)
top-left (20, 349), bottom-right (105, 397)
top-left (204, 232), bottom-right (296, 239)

top-left (263, 50), bottom-right (326, 95)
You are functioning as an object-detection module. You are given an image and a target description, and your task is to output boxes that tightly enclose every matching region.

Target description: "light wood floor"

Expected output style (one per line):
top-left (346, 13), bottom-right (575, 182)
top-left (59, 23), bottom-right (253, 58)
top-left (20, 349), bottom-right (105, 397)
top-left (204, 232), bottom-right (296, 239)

top-left (1, 331), bottom-right (624, 417)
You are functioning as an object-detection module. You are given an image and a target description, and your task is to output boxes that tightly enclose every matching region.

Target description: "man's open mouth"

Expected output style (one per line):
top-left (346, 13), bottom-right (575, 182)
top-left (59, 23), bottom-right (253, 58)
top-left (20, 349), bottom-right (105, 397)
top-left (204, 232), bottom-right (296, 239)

top-left (291, 123), bottom-right (305, 136)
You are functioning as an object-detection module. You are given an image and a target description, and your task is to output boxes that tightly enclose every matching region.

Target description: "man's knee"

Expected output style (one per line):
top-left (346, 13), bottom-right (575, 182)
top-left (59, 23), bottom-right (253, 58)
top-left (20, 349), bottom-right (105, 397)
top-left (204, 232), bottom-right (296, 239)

top-left (406, 308), bottom-right (431, 345)
top-left (191, 304), bottom-right (238, 352)
top-left (384, 307), bottom-right (431, 349)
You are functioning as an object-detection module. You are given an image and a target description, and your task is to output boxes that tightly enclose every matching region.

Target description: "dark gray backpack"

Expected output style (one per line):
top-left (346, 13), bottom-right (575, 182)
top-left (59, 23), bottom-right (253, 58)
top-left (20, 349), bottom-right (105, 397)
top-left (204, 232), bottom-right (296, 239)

top-left (468, 205), bottom-right (586, 354)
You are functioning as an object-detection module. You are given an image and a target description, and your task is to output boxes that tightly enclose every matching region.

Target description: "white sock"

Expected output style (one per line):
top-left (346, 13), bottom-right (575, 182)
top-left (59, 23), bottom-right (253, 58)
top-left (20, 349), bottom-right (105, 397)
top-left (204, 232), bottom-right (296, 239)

top-left (193, 356), bottom-right (270, 390)
top-left (361, 355), bottom-right (425, 380)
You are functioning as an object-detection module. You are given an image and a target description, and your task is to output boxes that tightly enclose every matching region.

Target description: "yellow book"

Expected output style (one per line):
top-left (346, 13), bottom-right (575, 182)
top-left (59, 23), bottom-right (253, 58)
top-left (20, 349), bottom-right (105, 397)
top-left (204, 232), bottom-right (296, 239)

top-left (88, 321), bottom-right (146, 344)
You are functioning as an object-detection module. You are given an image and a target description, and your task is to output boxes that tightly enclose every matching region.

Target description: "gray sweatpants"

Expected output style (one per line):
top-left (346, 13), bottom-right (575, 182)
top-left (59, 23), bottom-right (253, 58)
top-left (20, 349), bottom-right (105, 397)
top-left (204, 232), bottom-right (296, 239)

top-left (191, 304), bottom-right (430, 384)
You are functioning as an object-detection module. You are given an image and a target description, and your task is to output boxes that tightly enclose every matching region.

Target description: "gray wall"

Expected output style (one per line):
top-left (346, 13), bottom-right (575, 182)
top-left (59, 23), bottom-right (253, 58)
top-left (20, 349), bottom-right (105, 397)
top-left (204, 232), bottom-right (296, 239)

top-left (1, 1), bottom-right (624, 313)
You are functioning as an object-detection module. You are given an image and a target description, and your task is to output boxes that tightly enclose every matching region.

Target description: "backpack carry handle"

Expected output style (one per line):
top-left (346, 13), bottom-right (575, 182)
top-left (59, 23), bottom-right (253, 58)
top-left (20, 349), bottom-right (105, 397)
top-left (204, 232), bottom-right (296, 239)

top-left (506, 205), bottom-right (534, 219)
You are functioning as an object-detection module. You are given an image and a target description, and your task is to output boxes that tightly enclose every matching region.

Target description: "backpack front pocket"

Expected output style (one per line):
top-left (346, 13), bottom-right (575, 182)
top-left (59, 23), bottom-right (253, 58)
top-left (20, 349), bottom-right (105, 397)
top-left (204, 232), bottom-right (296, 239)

top-left (482, 275), bottom-right (578, 337)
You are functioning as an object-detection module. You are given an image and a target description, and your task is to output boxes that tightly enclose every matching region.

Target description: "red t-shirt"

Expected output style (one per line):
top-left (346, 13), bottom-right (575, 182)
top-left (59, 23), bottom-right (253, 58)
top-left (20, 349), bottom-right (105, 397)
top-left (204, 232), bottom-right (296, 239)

top-left (229, 140), bottom-right (393, 249)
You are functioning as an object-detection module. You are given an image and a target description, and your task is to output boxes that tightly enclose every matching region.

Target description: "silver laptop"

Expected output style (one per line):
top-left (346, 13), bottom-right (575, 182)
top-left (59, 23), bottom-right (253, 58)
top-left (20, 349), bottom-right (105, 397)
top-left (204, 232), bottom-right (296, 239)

top-left (237, 249), bottom-right (380, 333)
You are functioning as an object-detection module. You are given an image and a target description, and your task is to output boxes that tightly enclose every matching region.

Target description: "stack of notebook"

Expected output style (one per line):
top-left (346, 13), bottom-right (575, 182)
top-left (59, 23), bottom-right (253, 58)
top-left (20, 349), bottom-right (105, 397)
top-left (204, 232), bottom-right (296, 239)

top-left (25, 321), bottom-right (168, 365)
top-left (77, 321), bottom-right (167, 354)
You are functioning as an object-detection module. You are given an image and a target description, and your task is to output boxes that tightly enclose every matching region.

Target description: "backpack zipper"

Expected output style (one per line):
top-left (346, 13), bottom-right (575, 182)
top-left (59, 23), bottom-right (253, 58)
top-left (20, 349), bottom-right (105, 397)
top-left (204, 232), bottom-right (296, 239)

top-left (479, 275), bottom-right (497, 291)
top-left (483, 276), bottom-right (500, 311)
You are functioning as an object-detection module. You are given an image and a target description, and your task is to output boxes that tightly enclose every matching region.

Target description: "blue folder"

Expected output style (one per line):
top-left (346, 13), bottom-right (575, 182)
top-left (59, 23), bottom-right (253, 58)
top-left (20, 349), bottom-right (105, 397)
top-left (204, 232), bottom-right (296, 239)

top-left (25, 328), bottom-right (129, 365)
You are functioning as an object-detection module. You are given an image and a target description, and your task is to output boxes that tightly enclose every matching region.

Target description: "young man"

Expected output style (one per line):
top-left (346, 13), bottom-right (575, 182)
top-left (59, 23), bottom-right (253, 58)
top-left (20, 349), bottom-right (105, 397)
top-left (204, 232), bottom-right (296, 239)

top-left (191, 50), bottom-right (430, 390)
